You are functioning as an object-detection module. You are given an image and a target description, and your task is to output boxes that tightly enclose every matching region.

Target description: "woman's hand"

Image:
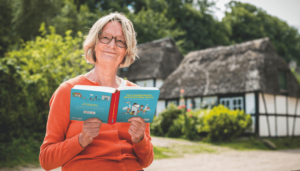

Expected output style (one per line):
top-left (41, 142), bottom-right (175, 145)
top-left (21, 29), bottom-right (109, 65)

top-left (128, 117), bottom-right (146, 144)
top-left (79, 118), bottom-right (102, 148)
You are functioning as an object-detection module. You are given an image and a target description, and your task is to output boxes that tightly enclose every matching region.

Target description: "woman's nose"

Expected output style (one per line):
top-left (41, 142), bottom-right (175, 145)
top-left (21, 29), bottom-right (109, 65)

top-left (107, 38), bottom-right (117, 48)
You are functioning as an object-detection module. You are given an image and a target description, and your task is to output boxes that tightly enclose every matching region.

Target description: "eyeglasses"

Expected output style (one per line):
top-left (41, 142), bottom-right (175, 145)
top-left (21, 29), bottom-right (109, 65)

top-left (98, 32), bottom-right (127, 48)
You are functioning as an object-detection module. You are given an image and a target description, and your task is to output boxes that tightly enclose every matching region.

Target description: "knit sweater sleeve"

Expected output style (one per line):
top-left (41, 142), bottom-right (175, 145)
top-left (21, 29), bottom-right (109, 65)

top-left (132, 123), bottom-right (154, 168)
top-left (39, 82), bottom-right (84, 170)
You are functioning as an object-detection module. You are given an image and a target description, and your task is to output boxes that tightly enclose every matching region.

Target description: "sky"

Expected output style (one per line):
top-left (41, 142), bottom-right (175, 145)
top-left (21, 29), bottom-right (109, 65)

top-left (212, 0), bottom-right (300, 32)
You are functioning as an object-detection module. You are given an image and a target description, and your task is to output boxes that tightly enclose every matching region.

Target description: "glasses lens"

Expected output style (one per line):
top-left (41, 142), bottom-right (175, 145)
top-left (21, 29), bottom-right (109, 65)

top-left (99, 34), bottom-right (112, 44)
top-left (116, 37), bottom-right (126, 48)
top-left (98, 32), bottom-right (126, 48)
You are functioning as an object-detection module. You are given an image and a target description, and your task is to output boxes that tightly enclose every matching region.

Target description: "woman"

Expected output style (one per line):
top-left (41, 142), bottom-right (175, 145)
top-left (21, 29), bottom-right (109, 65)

top-left (39, 12), bottom-right (153, 171)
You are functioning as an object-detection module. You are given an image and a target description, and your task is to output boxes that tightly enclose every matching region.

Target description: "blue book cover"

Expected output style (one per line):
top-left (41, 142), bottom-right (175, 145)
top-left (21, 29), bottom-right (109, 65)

top-left (70, 85), bottom-right (116, 123)
top-left (70, 85), bottom-right (160, 124)
top-left (115, 87), bottom-right (160, 123)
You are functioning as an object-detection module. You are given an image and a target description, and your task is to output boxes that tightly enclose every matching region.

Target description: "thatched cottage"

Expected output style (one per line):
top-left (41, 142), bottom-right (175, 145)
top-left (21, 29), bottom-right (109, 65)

top-left (118, 37), bottom-right (183, 88)
top-left (158, 38), bottom-right (300, 137)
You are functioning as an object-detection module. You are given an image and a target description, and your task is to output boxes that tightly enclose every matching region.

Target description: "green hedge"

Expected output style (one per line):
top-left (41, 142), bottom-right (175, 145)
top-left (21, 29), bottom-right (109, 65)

top-left (151, 104), bottom-right (252, 141)
top-left (0, 25), bottom-right (91, 165)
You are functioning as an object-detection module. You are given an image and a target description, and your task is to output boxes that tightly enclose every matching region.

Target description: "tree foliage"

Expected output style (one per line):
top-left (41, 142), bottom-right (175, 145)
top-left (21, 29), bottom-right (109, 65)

top-left (0, 25), bottom-right (91, 153)
top-left (222, 1), bottom-right (300, 64)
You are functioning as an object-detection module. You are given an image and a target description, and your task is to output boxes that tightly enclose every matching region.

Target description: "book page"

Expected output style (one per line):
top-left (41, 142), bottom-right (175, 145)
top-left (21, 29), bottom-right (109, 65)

top-left (70, 89), bottom-right (113, 122)
top-left (118, 86), bottom-right (159, 91)
top-left (72, 85), bottom-right (116, 93)
top-left (116, 89), bottom-right (160, 123)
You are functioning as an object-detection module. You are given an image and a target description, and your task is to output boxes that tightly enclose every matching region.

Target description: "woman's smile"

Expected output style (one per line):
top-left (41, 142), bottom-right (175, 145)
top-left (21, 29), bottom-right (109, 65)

top-left (103, 51), bottom-right (117, 55)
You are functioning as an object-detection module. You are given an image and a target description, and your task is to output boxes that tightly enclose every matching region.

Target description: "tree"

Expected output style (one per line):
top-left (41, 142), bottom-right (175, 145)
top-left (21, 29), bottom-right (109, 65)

top-left (127, 8), bottom-right (184, 44)
top-left (134, 0), bottom-right (231, 54)
top-left (222, 1), bottom-right (300, 64)
top-left (12, 0), bottom-right (62, 41)
top-left (0, 0), bottom-right (13, 56)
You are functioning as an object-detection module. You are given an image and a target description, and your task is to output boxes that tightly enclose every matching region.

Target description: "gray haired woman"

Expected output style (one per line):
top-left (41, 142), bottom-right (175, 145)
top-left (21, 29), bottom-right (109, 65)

top-left (39, 12), bottom-right (153, 171)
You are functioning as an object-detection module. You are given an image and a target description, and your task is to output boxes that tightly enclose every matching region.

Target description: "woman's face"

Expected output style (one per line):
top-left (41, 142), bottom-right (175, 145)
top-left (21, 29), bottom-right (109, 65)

top-left (94, 21), bottom-right (126, 69)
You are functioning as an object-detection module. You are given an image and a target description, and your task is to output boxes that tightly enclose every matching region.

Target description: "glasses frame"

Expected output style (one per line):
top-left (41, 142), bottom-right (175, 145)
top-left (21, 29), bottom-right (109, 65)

top-left (98, 32), bottom-right (127, 48)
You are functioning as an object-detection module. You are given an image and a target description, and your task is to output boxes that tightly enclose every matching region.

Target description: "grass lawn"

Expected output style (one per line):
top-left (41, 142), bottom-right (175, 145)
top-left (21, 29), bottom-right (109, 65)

top-left (153, 136), bottom-right (300, 160)
top-left (154, 143), bottom-right (217, 159)
top-left (213, 136), bottom-right (300, 151)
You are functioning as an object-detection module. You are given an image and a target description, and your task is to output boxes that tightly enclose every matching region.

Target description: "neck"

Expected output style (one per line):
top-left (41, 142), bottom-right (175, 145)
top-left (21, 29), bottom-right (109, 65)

top-left (86, 65), bottom-right (120, 88)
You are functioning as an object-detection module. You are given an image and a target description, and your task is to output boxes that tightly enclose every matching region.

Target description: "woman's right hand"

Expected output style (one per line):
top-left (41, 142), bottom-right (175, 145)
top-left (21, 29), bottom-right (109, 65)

top-left (79, 118), bottom-right (102, 148)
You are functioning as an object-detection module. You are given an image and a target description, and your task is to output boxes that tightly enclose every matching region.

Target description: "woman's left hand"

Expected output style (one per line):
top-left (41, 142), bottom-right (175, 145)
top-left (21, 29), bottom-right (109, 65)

top-left (128, 117), bottom-right (146, 144)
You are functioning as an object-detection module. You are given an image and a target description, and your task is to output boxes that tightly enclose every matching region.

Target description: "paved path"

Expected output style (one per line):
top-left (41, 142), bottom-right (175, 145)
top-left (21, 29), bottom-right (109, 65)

top-left (145, 148), bottom-right (300, 171)
top-left (2, 137), bottom-right (300, 171)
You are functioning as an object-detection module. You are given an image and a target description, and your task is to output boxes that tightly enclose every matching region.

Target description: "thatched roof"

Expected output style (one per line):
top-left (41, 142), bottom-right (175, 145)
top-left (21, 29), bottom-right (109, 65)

top-left (118, 37), bottom-right (183, 81)
top-left (159, 37), bottom-right (300, 99)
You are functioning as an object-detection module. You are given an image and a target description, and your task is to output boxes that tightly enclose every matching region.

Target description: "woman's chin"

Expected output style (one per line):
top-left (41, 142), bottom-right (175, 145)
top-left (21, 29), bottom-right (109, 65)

top-left (97, 56), bottom-right (120, 67)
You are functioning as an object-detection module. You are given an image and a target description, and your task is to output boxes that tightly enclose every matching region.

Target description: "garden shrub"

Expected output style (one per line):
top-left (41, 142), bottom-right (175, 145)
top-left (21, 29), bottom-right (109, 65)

top-left (151, 104), bottom-right (252, 142)
top-left (199, 105), bottom-right (252, 142)
top-left (151, 103), bottom-right (183, 136)
top-left (0, 24), bottom-right (92, 165)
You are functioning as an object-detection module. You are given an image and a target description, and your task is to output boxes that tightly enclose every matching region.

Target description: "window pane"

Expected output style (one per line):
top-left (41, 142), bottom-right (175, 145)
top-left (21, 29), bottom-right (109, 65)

top-left (278, 70), bottom-right (287, 90)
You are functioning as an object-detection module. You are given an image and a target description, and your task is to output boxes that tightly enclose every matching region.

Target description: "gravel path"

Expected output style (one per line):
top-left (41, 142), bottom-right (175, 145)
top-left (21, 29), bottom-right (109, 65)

top-left (145, 148), bottom-right (300, 171)
top-left (2, 137), bottom-right (300, 171)
top-left (146, 137), bottom-right (300, 171)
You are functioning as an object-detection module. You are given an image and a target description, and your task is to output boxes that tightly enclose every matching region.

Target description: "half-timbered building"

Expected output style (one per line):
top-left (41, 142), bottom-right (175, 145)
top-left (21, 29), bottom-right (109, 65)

top-left (158, 38), bottom-right (300, 137)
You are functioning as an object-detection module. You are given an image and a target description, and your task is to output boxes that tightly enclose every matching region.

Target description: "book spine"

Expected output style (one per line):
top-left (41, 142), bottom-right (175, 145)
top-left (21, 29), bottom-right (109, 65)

top-left (113, 91), bottom-right (120, 123)
top-left (108, 93), bottom-right (116, 124)
top-left (108, 91), bottom-right (120, 124)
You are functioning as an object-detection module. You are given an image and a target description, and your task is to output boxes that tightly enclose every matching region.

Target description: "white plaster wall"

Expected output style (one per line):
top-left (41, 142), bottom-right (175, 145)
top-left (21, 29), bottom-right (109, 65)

top-left (156, 100), bottom-right (166, 116)
top-left (259, 93), bottom-right (265, 114)
top-left (277, 116), bottom-right (287, 136)
top-left (187, 98), bottom-right (193, 109)
top-left (265, 94), bottom-right (275, 114)
top-left (136, 79), bottom-right (154, 87)
top-left (259, 116), bottom-right (269, 136)
top-left (288, 97), bottom-right (297, 115)
top-left (288, 117), bottom-right (295, 136)
top-left (269, 116), bottom-right (276, 137)
top-left (259, 115), bottom-right (276, 137)
top-left (295, 118), bottom-right (300, 136)
top-left (245, 93), bottom-right (255, 114)
top-left (276, 95), bottom-right (287, 115)
top-left (194, 98), bottom-right (201, 109)
top-left (156, 79), bottom-right (164, 89)
top-left (297, 100), bottom-right (300, 116)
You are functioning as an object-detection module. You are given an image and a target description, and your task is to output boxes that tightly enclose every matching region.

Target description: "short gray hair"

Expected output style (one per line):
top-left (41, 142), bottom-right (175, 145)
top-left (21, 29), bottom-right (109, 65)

top-left (83, 12), bottom-right (138, 68)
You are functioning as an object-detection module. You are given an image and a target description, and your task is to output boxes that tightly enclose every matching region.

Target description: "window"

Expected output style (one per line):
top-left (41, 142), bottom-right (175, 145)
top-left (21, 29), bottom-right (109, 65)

top-left (122, 67), bottom-right (128, 72)
top-left (167, 100), bottom-right (178, 106)
top-left (278, 70), bottom-right (287, 91)
top-left (219, 97), bottom-right (244, 110)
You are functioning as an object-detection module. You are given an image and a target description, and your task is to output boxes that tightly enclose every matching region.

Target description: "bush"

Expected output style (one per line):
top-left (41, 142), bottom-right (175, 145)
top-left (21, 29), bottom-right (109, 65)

top-left (199, 105), bottom-right (252, 142)
top-left (0, 25), bottom-right (91, 166)
top-left (151, 103), bottom-right (183, 136)
top-left (151, 104), bottom-right (252, 142)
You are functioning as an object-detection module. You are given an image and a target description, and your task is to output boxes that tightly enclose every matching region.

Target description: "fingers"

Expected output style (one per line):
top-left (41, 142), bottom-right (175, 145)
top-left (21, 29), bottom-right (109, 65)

top-left (84, 118), bottom-right (102, 124)
top-left (128, 117), bottom-right (146, 143)
top-left (79, 118), bottom-right (102, 147)
top-left (128, 117), bottom-right (146, 126)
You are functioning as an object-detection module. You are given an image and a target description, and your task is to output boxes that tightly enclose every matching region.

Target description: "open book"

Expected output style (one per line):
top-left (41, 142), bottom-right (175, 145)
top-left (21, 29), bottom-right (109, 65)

top-left (70, 85), bottom-right (160, 124)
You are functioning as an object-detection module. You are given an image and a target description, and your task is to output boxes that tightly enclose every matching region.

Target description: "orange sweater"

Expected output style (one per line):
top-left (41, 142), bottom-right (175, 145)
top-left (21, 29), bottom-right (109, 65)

top-left (39, 75), bottom-right (154, 171)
